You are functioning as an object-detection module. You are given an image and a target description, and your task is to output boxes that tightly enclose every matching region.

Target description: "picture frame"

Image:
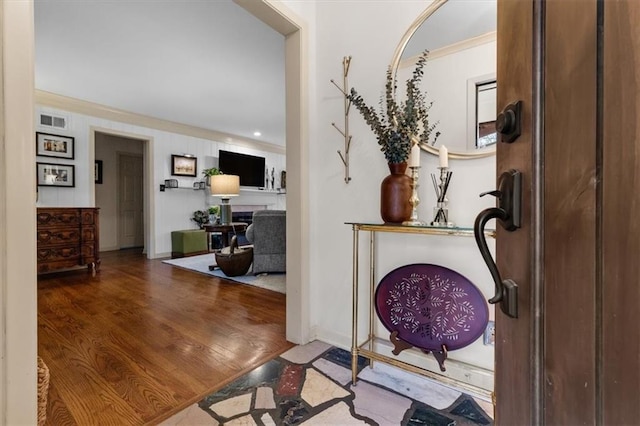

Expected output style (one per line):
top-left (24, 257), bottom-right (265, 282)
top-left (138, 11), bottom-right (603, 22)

top-left (171, 154), bottom-right (197, 177)
top-left (36, 132), bottom-right (75, 159)
top-left (37, 162), bottom-right (75, 188)
top-left (95, 160), bottom-right (103, 184)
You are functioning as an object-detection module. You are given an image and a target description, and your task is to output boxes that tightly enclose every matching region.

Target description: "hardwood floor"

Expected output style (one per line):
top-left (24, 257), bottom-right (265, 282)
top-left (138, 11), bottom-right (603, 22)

top-left (37, 249), bottom-right (293, 425)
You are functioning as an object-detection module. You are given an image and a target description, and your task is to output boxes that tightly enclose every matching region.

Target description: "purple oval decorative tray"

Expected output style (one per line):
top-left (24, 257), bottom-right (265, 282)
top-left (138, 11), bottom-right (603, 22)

top-left (375, 263), bottom-right (489, 352)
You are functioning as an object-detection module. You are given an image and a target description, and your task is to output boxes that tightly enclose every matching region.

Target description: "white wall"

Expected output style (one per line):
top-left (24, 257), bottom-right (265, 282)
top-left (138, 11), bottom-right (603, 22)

top-left (35, 105), bottom-right (285, 257)
top-left (308, 1), bottom-right (497, 384)
top-left (431, 42), bottom-right (496, 153)
top-left (399, 40), bottom-right (497, 153)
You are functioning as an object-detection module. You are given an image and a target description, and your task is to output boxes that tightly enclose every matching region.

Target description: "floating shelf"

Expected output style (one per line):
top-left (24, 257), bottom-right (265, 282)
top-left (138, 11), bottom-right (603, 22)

top-left (167, 186), bottom-right (204, 190)
top-left (162, 184), bottom-right (286, 194)
top-left (238, 188), bottom-right (286, 195)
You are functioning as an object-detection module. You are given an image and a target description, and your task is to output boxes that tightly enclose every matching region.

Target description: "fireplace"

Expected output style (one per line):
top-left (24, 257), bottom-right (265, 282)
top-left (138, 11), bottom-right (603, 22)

top-left (232, 211), bottom-right (254, 225)
top-left (231, 204), bottom-right (268, 226)
top-left (229, 205), bottom-right (268, 246)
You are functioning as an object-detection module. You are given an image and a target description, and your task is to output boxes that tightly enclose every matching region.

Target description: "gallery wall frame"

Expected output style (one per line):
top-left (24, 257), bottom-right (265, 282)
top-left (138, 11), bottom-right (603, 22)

top-left (36, 162), bottom-right (75, 188)
top-left (36, 132), bottom-right (75, 159)
top-left (171, 154), bottom-right (197, 177)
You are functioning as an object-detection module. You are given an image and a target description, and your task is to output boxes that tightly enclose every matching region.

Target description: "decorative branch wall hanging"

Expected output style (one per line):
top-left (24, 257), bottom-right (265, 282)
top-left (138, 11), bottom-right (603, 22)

top-left (331, 56), bottom-right (353, 183)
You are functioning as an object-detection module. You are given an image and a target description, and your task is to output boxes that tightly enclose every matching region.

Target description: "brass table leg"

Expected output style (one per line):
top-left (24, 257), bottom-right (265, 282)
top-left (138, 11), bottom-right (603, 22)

top-left (351, 224), bottom-right (359, 385)
top-left (369, 230), bottom-right (375, 368)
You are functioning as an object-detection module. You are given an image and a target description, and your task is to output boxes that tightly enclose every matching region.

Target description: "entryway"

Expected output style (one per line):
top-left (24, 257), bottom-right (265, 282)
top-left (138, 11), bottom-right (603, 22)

top-left (94, 131), bottom-right (148, 252)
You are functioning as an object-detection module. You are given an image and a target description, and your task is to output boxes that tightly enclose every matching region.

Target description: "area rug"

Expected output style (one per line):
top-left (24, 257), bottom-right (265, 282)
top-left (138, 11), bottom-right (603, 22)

top-left (162, 254), bottom-right (286, 294)
top-left (159, 341), bottom-right (493, 425)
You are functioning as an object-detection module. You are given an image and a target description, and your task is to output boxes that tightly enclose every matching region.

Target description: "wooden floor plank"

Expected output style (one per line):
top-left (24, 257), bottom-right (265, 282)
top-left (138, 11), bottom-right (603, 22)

top-left (38, 249), bottom-right (293, 425)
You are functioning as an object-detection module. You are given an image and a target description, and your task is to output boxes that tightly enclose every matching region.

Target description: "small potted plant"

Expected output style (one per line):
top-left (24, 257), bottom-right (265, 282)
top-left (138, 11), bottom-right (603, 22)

top-left (208, 205), bottom-right (220, 225)
top-left (202, 167), bottom-right (222, 186)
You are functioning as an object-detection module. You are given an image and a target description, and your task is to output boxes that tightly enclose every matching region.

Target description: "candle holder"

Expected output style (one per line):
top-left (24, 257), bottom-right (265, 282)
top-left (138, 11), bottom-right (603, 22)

top-left (403, 166), bottom-right (425, 226)
top-left (431, 167), bottom-right (454, 227)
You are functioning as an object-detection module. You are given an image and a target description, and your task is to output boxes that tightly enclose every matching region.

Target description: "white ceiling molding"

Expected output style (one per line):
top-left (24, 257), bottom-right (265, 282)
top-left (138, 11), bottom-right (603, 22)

top-left (36, 90), bottom-right (286, 155)
top-left (399, 31), bottom-right (496, 69)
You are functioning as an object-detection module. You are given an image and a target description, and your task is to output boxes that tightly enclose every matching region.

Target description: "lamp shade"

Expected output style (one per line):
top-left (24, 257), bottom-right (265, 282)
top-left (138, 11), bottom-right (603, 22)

top-left (210, 174), bottom-right (240, 197)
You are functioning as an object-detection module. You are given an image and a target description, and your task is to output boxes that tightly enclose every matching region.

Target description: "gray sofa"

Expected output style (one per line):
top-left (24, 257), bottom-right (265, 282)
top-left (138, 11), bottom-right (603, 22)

top-left (245, 210), bottom-right (286, 274)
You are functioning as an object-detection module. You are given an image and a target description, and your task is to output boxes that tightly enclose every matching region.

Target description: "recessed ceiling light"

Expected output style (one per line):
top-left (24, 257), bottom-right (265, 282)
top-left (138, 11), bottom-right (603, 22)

top-left (253, 131), bottom-right (262, 137)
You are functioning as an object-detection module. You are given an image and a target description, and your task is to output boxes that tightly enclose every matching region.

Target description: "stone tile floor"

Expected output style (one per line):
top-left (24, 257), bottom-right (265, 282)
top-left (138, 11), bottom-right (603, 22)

top-left (160, 341), bottom-right (493, 425)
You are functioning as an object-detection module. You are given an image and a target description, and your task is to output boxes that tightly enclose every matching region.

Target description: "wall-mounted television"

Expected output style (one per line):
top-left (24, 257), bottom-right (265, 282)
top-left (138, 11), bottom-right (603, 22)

top-left (218, 150), bottom-right (265, 188)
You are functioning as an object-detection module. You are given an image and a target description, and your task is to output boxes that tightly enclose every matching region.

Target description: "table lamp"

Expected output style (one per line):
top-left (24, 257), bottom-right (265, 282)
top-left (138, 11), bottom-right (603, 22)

top-left (210, 174), bottom-right (240, 225)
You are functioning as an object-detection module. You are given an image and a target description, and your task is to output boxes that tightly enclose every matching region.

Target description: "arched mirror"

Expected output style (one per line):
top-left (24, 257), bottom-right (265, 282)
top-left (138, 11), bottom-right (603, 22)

top-left (391, 0), bottom-right (497, 159)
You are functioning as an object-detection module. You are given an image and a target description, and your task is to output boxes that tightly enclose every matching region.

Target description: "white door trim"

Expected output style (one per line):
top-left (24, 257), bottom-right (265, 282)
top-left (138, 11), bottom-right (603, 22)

top-left (235, 0), bottom-right (311, 344)
top-left (0, 1), bottom-right (38, 424)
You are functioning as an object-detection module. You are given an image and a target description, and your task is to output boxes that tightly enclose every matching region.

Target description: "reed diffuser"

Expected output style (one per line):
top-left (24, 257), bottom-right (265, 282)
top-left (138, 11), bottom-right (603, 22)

top-left (431, 146), bottom-right (454, 227)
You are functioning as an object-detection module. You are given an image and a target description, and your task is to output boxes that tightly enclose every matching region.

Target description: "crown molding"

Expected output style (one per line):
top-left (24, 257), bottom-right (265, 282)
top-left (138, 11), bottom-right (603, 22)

top-left (399, 31), bottom-right (496, 69)
top-left (35, 90), bottom-right (286, 155)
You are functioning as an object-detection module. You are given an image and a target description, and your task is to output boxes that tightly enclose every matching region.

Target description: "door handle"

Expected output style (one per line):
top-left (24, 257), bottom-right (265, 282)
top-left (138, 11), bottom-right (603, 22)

top-left (473, 170), bottom-right (521, 318)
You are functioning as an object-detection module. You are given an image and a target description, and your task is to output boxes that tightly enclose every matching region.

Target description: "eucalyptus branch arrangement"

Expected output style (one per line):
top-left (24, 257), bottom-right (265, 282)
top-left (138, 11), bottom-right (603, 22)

top-left (348, 50), bottom-right (440, 164)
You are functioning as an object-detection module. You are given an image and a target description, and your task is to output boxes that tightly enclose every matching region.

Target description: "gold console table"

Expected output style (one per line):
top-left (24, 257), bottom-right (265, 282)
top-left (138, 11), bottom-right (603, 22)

top-left (346, 222), bottom-right (495, 398)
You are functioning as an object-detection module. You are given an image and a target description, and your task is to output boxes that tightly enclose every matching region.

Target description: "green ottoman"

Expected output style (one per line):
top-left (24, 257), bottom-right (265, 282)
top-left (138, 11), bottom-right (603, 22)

top-left (171, 229), bottom-right (208, 258)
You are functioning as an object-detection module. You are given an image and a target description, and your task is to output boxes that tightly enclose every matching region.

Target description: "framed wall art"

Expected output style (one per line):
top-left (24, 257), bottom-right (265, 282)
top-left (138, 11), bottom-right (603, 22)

top-left (171, 154), bottom-right (197, 177)
top-left (36, 132), bottom-right (75, 159)
top-left (95, 160), bottom-right (103, 184)
top-left (37, 162), bottom-right (75, 188)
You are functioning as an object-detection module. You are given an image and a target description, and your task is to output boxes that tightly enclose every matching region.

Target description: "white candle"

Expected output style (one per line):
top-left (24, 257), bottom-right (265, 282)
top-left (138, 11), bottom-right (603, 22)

top-left (409, 143), bottom-right (420, 168)
top-left (439, 145), bottom-right (449, 168)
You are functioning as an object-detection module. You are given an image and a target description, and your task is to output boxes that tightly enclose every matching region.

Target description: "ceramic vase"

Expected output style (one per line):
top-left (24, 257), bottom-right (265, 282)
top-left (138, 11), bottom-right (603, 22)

top-left (380, 162), bottom-right (412, 224)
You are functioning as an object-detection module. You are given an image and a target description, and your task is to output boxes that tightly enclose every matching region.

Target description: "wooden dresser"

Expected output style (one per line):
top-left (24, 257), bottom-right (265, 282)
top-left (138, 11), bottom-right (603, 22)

top-left (36, 207), bottom-right (100, 274)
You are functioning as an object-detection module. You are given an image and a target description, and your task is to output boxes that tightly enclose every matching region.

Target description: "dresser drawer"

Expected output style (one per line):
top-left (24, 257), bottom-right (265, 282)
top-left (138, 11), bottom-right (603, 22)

top-left (80, 210), bottom-right (96, 225)
top-left (80, 226), bottom-right (96, 242)
top-left (37, 228), bottom-right (80, 246)
top-left (37, 209), bottom-right (81, 227)
top-left (37, 246), bottom-right (80, 263)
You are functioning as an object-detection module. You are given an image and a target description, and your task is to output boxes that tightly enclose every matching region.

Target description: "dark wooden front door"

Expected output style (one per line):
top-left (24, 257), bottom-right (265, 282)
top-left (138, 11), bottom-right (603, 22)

top-left (495, 0), bottom-right (640, 423)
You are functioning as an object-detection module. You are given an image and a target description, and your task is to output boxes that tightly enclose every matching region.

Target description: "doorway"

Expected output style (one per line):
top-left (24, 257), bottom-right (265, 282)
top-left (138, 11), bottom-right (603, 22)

top-left (0, 1), bottom-right (308, 420)
top-left (234, 0), bottom-right (308, 344)
top-left (94, 131), bottom-right (148, 253)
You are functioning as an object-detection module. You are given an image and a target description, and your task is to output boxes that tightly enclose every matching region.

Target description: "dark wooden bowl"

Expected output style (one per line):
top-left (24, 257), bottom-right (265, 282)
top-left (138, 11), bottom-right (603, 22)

top-left (215, 236), bottom-right (253, 277)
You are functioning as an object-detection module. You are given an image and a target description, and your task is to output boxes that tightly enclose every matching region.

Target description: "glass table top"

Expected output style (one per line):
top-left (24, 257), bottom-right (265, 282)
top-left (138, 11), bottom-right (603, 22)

top-left (345, 222), bottom-right (495, 238)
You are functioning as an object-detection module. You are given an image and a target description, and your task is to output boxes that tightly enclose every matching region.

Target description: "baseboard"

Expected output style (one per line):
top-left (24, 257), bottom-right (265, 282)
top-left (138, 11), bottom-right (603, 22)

top-left (315, 328), bottom-right (351, 352)
top-left (153, 252), bottom-right (171, 260)
top-left (99, 246), bottom-right (119, 252)
top-left (314, 326), bottom-right (494, 395)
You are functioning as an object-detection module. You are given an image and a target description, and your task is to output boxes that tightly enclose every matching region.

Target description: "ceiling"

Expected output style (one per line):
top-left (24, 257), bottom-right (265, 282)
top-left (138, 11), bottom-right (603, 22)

top-left (34, 0), bottom-right (286, 147)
